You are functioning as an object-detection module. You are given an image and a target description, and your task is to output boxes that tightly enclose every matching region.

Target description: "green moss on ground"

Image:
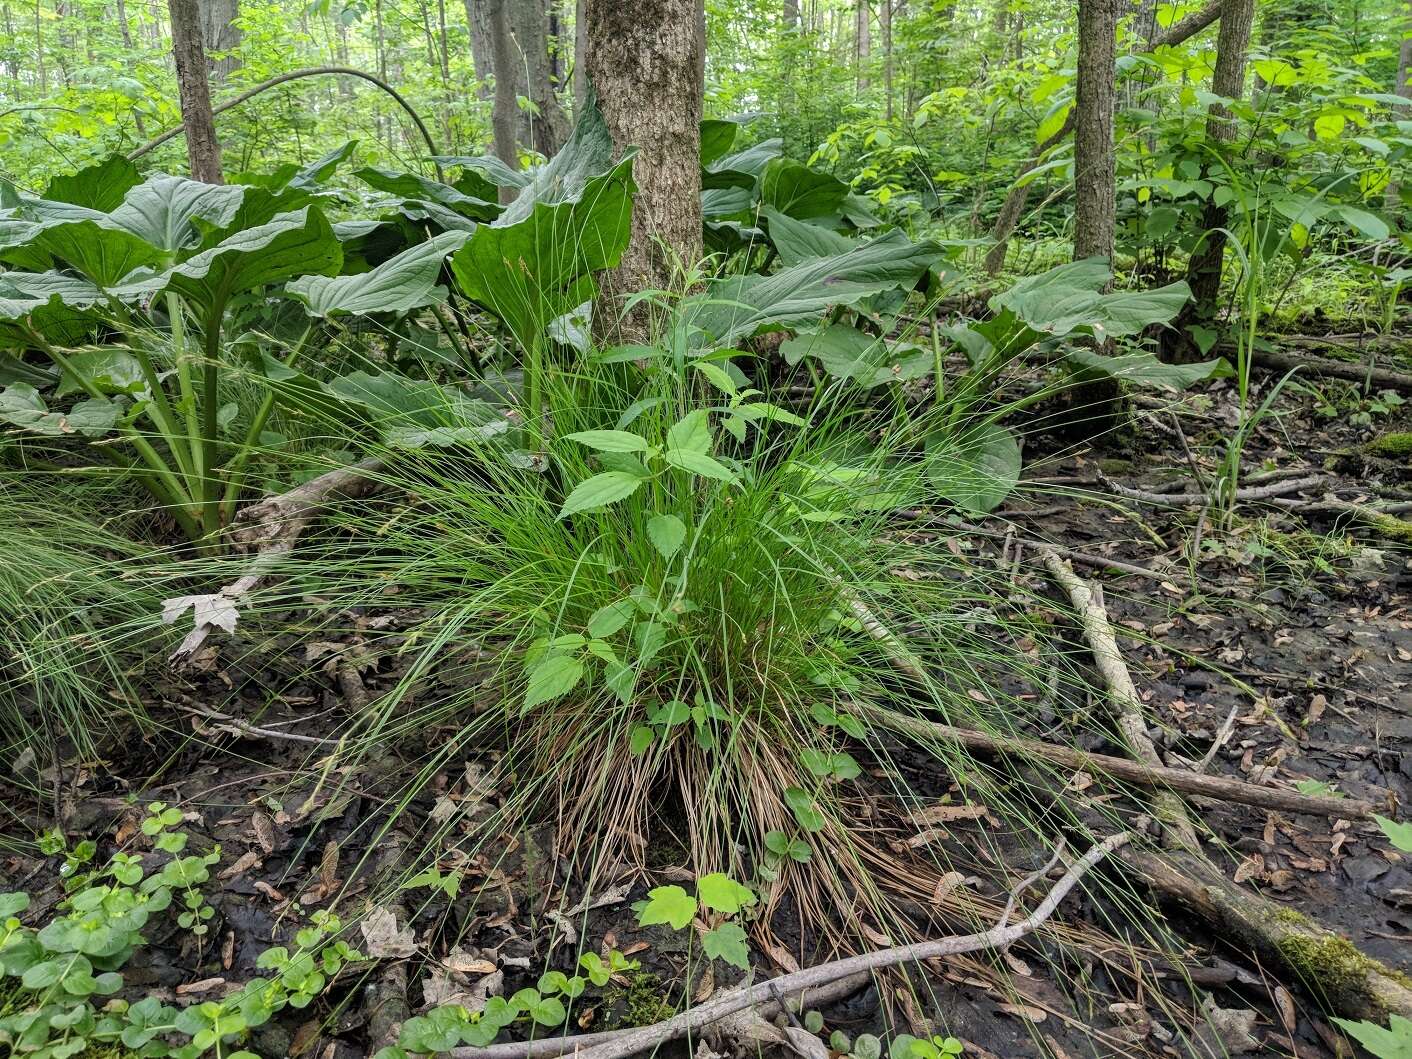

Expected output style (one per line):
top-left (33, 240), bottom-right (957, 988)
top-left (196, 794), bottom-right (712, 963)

top-left (606, 971), bottom-right (677, 1028)
top-left (1274, 912), bottom-right (1412, 1014)
top-left (1366, 432), bottom-right (1412, 458)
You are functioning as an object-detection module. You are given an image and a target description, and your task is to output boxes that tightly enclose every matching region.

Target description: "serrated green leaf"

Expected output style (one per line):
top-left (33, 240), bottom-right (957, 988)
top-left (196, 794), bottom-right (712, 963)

top-left (559, 470), bottom-right (648, 517)
top-left (646, 514), bottom-right (686, 559)
top-left (637, 885), bottom-right (698, 929)
top-left (524, 654), bottom-right (584, 709)
top-left (563, 429), bottom-right (650, 453)
top-left (697, 873), bottom-right (756, 915)
top-left (661, 449), bottom-right (736, 482)
top-left (702, 922), bottom-right (751, 970)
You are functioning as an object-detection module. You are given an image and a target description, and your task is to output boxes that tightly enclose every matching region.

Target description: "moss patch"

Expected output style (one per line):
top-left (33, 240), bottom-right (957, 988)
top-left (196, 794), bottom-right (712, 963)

top-left (605, 971), bottom-right (677, 1028)
top-left (1366, 432), bottom-right (1412, 458)
top-left (1276, 923), bottom-right (1412, 1014)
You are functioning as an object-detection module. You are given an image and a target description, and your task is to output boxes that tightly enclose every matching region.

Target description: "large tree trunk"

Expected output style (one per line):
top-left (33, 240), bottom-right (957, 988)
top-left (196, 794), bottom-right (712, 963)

top-left (464, 0), bottom-right (495, 102)
top-left (196, 0), bottom-right (239, 82)
top-left (168, 0), bottom-right (224, 184)
top-left (855, 0), bottom-right (870, 91)
top-left (510, 0), bottom-right (571, 157)
top-left (1181, 0), bottom-right (1255, 327)
top-left (584, 0), bottom-right (703, 319)
top-left (983, 0), bottom-right (1222, 274)
top-left (783, 0), bottom-right (799, 27)
top-left (1073, 0), bottom-right (1117, 263)
top-left (487, 0), bottom-right (519, 172)
top-left (880, 0), bottom-right (893, 119)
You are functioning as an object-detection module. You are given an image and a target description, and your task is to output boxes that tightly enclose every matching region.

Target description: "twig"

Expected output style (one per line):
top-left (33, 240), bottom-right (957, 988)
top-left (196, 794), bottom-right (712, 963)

top-left (1101, 473), bottom-right (1326, 506)
top-left (451, 835), bottom-right (1131, 1059)
top-left (1041, 551), bottom-right (1200, 851)
top-left (1195, 704), bottom-right (1240, 775)
top-left (861, 706), bottom-right (1371, 820)
top-left (178, 703), bottom-right (341, 747)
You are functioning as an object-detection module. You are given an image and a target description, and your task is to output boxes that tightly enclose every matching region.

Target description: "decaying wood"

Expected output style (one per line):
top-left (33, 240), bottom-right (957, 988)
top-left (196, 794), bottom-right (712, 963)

top-left (450, 835), bottom-right (1131, 1059)
top-left (1042, 550), bottom-right (1200, 850)
top-left (166, 458), bottom-right (385, 659)
top-left (1041, 551), bottom-right (1412, 1025)
top-left (1101, 473), bottom-right (1327, 506)
top-left (1247, 343), bottom-right (1412, 392)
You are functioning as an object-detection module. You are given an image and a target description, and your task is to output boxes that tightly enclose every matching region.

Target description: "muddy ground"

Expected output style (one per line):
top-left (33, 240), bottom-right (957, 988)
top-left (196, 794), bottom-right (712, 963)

top-left (2, 340), bottom-right (1410, 1059)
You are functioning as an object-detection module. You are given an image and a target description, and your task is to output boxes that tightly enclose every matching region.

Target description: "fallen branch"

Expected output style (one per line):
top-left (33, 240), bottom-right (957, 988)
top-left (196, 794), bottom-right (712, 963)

top-left (164, 458), bottom-right (386, 659)
top-left (1101, 473), bottom-right (1326, 506)
top-left (1248, 345), bottom-right (1412, 392)
top-left (862, 707), bottom-right (1371, 820)
top-left (452, 835), bottom-right (1131, 1059)
top-left (1041, 550), bottom-right (1200, 850)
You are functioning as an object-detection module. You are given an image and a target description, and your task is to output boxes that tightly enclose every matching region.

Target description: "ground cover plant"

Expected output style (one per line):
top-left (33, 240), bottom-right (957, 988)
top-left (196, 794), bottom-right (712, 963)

top-left (3, 1), bottom-right (1412, 1058)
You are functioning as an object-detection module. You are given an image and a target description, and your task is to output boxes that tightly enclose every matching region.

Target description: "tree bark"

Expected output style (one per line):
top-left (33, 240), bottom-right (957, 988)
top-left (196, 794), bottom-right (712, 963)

top-left (854, 0), bottom-right (870, 92)
top-left (465, 0), bottom-right (496, 102)
top-left (1399, 0), bottom-right (1412, 104)
top-left (983, 0), bottom-right (1223, 274)
top-left (487, 0), bottom-right (519, 173)
top-left (783, 0), bottom-right (799, 28)
top-left (880, 0), bottom-right (893, 119)
top-left (584, 0), bottom-right (704, 323)
top-left (196, 0), bottom-right (239, 82)
top-left (573, 0), bottom-right (588, 112)
top-left (167, 0), bottom-right (224, 184)
top-left (1181, 0), bottom-right (1255, 327)
top-left (1073, 0), bottom-right (1118, 263)
top-left (510, 0), bottom-right (571, 157)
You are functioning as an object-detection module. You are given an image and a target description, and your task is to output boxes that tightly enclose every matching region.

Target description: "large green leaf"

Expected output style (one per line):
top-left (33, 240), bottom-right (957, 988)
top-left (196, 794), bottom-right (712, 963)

top-left (780, 324), bottom-right (931, 388)
top-left (109, 175), bottom-right (246, 253)
top-left (700, 120), bottom-right (740, 167)
top-left (44, 155), bottom-right (142, 212)
top-left (1063, 347), bottom-right (1231, 388)
top-left (110, 208), bottom-right (342, 310)
top-left (682, 229), bottom-right (941, 350)
top-left (287, 230), bottom-right (470, 317)
top-left (431, 154), bottom-right (532, 192)
top-left (0, 196), bottom-right (162, 284)
top-left (450, 106), bottom-right (635, 349)
top-left (704, 138), bottom-right (781, 189)
top-left (926, 422), bottom-right (1022, 514)
top-left (0, 271), bottom-right (104, 346)
top-left (759, 158), bottom-right (850, 222)
top-left (762, 207), bottom-right (856, 265)
top-left (0, 382), bottom-right (118, 438)
top-left (355, 167), bottom-right (500, 221)
top-left (322, 369), bottom-right (509, 449)
top-left (990, 258), bottom-right (1190, 339)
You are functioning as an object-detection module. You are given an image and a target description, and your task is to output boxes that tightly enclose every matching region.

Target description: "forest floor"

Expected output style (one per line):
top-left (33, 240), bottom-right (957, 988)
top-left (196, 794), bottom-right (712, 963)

top-left (2, 335), bottom-right (1410, 1059)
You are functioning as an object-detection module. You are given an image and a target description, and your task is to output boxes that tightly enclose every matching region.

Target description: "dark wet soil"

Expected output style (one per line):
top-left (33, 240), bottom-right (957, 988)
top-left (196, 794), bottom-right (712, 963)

top-left (3, 342), bottom-right (1411, 1059)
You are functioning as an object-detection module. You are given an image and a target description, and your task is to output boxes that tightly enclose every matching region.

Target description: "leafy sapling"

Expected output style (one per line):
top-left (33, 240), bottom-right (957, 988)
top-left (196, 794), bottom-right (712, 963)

top-left (635, 872), bottom-right (758, 971)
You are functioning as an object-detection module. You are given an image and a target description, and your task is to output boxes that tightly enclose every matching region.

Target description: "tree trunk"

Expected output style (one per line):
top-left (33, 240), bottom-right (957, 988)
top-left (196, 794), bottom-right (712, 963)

top-left (465, 0), bottom-right (496, 102)
top-left (510, 0), bottom-right (571, 157)
top-left (573, 0), bottom-right (588, 112)
top-left (487, 0), bottom-right (519, 172)
top-left (854, 0), bottom-right (870, 91)
top-left (584, 0), bottom-right (704, 319)
top-left (1073, 0), bottom-right (1117, 263)
top-left (1182, 0), bottom-right (1255, 326)
top-left (880, 0), bottom-right (893, 119)
top-left (783, 0), bottom-right (799, 28)
top-left (983, 0), bottom-right (1223, 274)
top-left (168, 0), bottom-right (224, 184)
top-left (196, 0), bottom-right (239, 82)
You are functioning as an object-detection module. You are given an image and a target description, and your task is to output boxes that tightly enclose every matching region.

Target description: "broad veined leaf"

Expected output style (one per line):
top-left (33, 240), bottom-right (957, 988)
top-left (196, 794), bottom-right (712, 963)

top-left (0, 271), bottom-right (104, 346)
top-left (925, 421), bottom-right (1022, 515)
top-left (762, 207), bottom-right (856, 266)
top-left (430, 153), bottom-right (533, 192)
top-left (44, 155), bottom-right (142, 212)
top-left (55, 349), bottom-right (147, 396)
top-left (696, 873), bottom-right (756, 915)
top-left (1334, 205), bottom-right (1390, 241)
top-left (287, 230), bottom-right (469, 317)
top-left (703, 137), bottom-right (782, 189)
top-left (355, 167), bottom-right (500, 221)
top-left (498, 100), bottom-right (622, 226)
top-left (290, 140), bottom-right (360, 189)
top-left (524, 653), bottom-right (585, 709)
top-left (111, 208), bottom-right (342, 309)
top-left (1063, 347), bottom-right (1231, 388)
top-left (322, 369), bottom-right (507, 448)
top-left (780, 324), bottom-right (932, 388)
top-left (759, 157), bottom-right (851, 222)
top-left (562, 429), bottom-right (650, 453)
top-left (990, 258), bottom-right (1189, 340)
top-left (0, 382), bottom-right (117, 437)
top-left (700, 119), bottom-right (740, 168)
top-left (646, 513), bottom-right (686, 559)
top-left (636, 885), bottom-right (697, 929)
top-left (701, 923), bottom-right (750, 970)
top-left (109, 174), bottom-right (247, 253)
top-left (559, 470), bottom-right (648, 517)
top-left (1329, 1014), bottom-right (1412, 1059)
top-left (682, 229), bottom-right (941, 350)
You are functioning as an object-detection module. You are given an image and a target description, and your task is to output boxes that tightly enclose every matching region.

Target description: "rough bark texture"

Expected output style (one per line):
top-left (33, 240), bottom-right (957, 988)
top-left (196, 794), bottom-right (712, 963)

top-left (509, 0), bottom-right (570, 156)
top-left (584, 0), bottom-right (703, 320)
top-left (573, 0), bottom-right (588, 111)
top-left (783, 0), bottom-right (799, 27)
top-left (854, 0), bottom-right (870, 91)
top-left (1181, 0), bottom-right (1255, 327)
top-left (196, 0), bottom-right (239, 81)
top-left (983, 0), bottom-right (1222, 275)
top-left (487, 0), bottom-right (519, 171)
top-left (464, 0), bottom-right (495, 100)
top-left (167, 0), bottom-right (224, 184)
top-left (1073, 0), bottom-right (1118, 263)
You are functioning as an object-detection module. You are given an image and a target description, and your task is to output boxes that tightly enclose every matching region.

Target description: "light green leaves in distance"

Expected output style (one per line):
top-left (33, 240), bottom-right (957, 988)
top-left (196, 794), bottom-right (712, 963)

top-left (990, 257), bottom-right (1190, 342)
top-left (287, 230), bottom-right (470, 317)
